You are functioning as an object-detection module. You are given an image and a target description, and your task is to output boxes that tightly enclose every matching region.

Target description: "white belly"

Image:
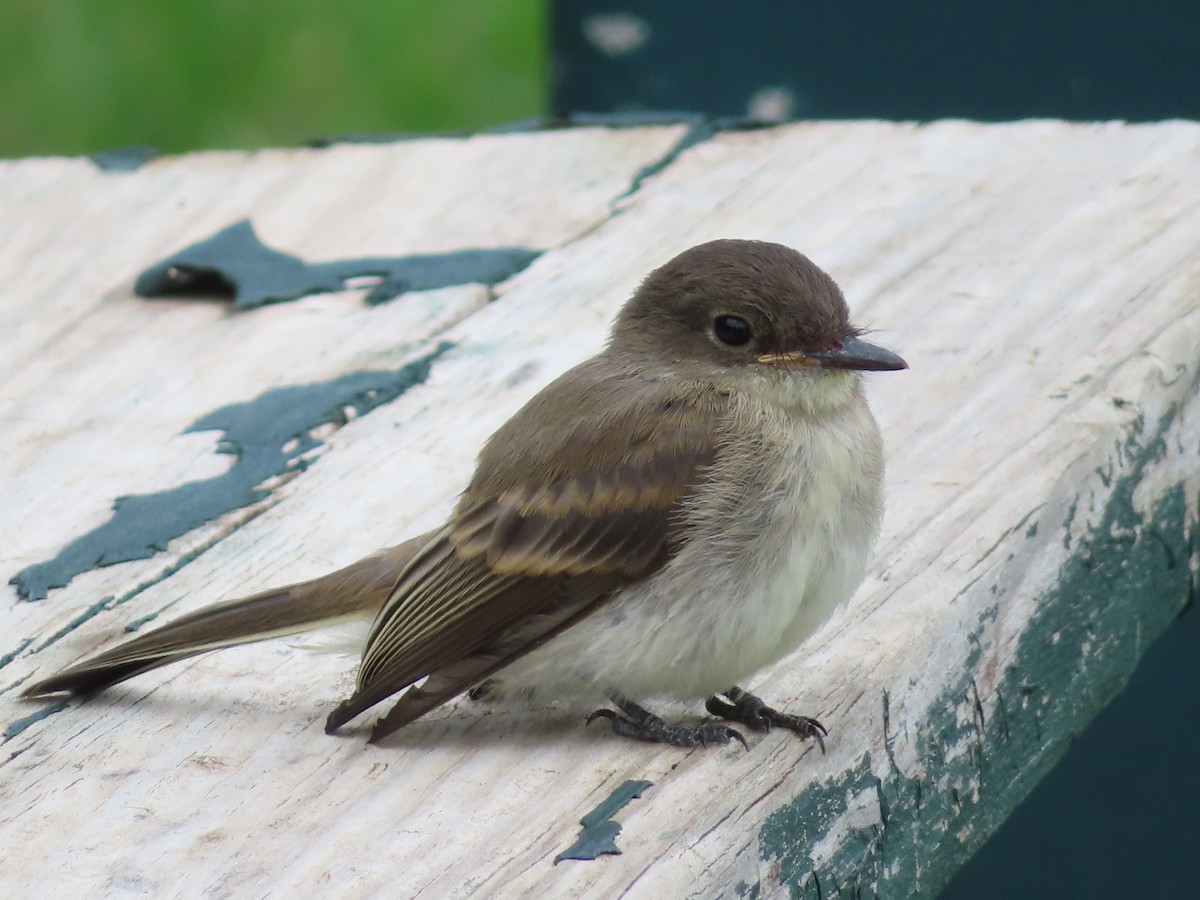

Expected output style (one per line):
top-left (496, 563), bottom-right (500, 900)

top-left (495, 379), bottom-right (885, 702)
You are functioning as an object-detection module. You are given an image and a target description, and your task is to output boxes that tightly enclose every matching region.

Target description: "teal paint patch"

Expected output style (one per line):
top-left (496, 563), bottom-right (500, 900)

top-left (88, 145), bottom-right (160, 171)
top-left (123, 613), bottom-right (158, 633)
top-left (555, 779), bottom-right (653, 863)
top-left (4, 702), bottom-right (68, 740)
top-left (735, 879), bottom-right (762, 898)
top-left (134, 220), bottom-right (541, 310)
top-left (758, 404), bottom-right (1196, 897)
top-left (11, 343), bottom-right (452, 601)
top-left (0, 639), bottom-right (35, 671)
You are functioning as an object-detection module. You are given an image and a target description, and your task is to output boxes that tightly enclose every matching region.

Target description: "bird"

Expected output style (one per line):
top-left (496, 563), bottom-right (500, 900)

top-left (23, 239), bottom-right (907, 751)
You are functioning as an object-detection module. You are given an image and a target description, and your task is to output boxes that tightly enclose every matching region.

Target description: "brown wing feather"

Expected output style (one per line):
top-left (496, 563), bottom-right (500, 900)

top-left (326, 361), bottom-right (725, 733)
top-left (366, 595), bottom-right (612, 742)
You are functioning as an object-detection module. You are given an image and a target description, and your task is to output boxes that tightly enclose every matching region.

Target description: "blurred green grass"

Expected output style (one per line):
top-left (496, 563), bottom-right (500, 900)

top-left (0, 1), bottom-right (544, 158)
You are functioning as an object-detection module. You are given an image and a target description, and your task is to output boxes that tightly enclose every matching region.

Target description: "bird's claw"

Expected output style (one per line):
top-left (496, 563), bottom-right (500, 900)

top-left (707, 687), bottom-right (827, 753)
top-left (587, 704), bottom-right (748, 750)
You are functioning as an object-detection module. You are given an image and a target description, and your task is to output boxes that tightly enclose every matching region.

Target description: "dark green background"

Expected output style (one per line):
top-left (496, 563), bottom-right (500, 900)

top-left (550, 1), bottom-right (1200, 122)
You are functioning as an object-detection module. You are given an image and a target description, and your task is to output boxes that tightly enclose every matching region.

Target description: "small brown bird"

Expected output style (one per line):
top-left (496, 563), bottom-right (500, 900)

top-left (25, 239), bottom-right (906, 750)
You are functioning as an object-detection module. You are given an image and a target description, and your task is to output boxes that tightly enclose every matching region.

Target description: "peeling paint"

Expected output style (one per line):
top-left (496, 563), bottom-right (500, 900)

top-left (555, 780), bottom-right (652, 863)
top-left (4, 702), bottom-right (68, 740)
top-left (11, 343), bottom-right (453, 601)
top-left (134, 220), bottom-right (541, 310)
top-left (757, 401), bottom-right (1196, 896)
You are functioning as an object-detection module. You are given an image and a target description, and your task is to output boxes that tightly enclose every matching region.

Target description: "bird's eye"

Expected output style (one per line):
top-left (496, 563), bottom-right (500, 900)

top-left (713, 315), bottom-right (752, 347)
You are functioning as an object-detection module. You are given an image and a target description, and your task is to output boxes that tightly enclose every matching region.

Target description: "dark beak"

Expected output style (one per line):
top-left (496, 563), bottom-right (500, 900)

top-left (759, 335), bottom-right (908, 372)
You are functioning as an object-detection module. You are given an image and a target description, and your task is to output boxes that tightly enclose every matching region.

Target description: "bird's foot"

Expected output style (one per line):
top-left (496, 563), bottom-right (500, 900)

top-left (706, 686), bottom-right (827, 753)
top-left (587, 698), bottom-right (748, 750)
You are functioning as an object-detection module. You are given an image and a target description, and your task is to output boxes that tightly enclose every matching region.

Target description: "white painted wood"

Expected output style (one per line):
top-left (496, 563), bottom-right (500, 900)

top-left (1, 120), bottom-right (1197, 898)
top-left (0, 124), bottom-right (686, 614)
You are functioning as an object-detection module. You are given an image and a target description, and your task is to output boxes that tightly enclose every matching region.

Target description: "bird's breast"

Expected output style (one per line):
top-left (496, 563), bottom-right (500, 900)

top-left (495, 387), bottom-right (885, 701)
top-left (663, 389), bottom-right (885, 690)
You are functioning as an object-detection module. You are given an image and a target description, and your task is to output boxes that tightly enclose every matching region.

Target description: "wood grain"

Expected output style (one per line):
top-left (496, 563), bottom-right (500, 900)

top-left (1, 120), bottom-right (1196, 897)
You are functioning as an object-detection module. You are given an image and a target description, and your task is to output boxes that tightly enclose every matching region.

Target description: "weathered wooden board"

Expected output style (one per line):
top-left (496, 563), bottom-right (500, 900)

top-left (1, 120), bottom-right (1197, 898)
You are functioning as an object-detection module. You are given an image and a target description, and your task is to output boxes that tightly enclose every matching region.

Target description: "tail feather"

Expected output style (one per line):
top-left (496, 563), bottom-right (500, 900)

top-left (22, 532), bottom-right (433, 698)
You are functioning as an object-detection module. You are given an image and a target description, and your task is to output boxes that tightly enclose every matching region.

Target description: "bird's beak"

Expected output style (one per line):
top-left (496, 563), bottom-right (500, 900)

top-left (758, 335), bottom-right (908, 372)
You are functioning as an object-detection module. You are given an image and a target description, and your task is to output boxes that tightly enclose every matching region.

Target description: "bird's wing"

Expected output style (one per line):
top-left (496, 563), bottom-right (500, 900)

top-left (325, 362), bottom-right (724, 736)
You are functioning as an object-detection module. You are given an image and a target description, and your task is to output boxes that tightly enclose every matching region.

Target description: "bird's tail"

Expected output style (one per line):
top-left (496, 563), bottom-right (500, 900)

top-left (21, 533), bottom-right (432, 698)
